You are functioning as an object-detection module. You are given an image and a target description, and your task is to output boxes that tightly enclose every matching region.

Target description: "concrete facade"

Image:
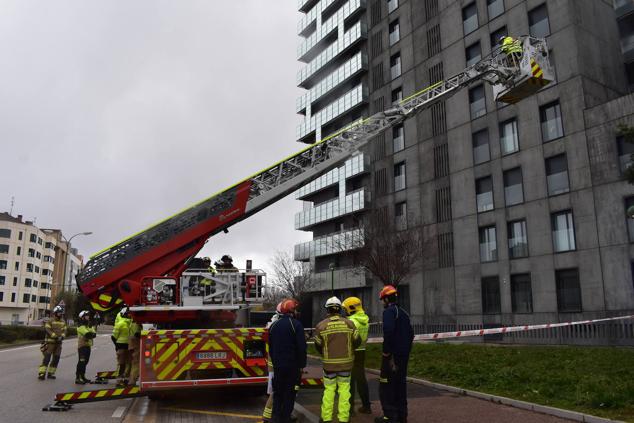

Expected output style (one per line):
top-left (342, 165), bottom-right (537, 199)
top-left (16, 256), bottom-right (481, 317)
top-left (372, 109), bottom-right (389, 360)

top-left (295, 0), bottom-right (634, 343)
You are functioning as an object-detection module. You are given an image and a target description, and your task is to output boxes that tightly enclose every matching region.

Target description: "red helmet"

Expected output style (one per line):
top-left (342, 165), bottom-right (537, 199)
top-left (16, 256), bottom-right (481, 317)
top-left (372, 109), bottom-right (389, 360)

top-left (275, 301), bottom-right (283, 314)
top-left (379, 285), bottom-right (398, 300)
top-left (279, 298), bottom-right (299, 315)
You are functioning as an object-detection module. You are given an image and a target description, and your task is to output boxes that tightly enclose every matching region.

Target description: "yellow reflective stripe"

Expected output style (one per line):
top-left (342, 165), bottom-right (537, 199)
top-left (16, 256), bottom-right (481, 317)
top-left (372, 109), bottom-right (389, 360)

top-left (113, 388), bottom-right (124, 396)
top-left (95, 390), bottom-right (109, 398)
top-left (230, 358), bottom-right (249, 376)
top-left (62, 394), bottom-right (74, 401)
top-left (78, 391), bottom-right (92, 399)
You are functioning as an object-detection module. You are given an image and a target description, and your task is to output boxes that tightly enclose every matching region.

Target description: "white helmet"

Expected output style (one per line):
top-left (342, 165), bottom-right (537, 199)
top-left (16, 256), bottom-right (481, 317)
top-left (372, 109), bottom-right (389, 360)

top-left (53, 305), bottom-right (64, 315)
top-left (79, 310), bottom-right (90, 320)
top-left (325, 296), bottom-right (342, 309)
top-left (119, 307), bottom-right (130, 317)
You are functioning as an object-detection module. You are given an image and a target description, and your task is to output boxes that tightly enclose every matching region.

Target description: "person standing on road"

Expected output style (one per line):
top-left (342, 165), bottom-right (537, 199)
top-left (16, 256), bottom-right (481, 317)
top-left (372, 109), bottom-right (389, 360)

top-left (314, 297), bottom-right (360, 423)
top-left (375, 285), bottom-right (414, 423)
top-left (38, 305), bottom-right (67, 380)
top-left (127, 318), bottom-right (142, 386)
top-left (75, 310), bottom-right (97, 384)
top-left (343, 296), bottom-right (372, 415)
top-left (262, 303), bottom-right (282, 423)
top-left (268, 298), bottom-right (307, 423)
top-left (112, 307), bottom-right (131, 387)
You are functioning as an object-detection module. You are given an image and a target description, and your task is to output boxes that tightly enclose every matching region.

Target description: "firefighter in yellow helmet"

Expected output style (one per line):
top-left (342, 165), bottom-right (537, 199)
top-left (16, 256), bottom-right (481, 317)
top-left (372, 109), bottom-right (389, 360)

top-left (38, 305), bottom-right (67, 380)
top-left (500, 35), bottom-right (523, 66)
top-left (343, 296), bottom-right (371, 415)
top-left (314, 297), bottom-right (360, 423)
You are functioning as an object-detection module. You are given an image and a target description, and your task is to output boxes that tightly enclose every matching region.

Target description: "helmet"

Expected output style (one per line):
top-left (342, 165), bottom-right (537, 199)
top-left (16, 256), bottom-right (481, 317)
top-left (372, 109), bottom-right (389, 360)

top-left (119, 307), bottom-right (130, 317)
top-left (278, 298), bottom-right (299, 315)
top-left (499, 35), bottom-right (507, 43)
top-left (53, 305), bottom-right (64, 315)
top-left (275, 301), bottom-right (283, 314)
top-left (79, 310), bottom-right (90, 320)
top-left (342, 297), bottom-right (362, 315)
top-left (379, 285), bottom-right (398, 300)
top-left (325, 296), bottom-right (342, 310)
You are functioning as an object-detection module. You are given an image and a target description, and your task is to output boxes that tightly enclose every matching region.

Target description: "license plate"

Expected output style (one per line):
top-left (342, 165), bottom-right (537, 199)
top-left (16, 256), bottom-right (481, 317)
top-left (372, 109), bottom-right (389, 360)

top-left (195, 351), bottom-right (227, 360)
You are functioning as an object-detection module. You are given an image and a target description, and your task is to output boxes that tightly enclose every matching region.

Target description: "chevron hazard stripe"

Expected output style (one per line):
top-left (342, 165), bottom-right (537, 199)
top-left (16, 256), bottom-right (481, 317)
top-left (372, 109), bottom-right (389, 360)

top-left (95, 370), bottom-right (118, 380)
top-left (54, 386), bottom-right (143, 404)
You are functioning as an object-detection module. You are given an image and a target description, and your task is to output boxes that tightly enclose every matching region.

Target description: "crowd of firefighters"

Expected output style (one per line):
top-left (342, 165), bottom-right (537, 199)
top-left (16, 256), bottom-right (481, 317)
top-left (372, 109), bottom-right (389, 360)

top-left (266, 284), bottom-right (414, 423)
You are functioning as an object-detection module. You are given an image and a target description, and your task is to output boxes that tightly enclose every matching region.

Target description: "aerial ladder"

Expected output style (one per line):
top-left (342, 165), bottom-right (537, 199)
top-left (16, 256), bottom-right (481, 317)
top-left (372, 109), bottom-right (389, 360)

top-left (45, 36), bottom-right (553, 410)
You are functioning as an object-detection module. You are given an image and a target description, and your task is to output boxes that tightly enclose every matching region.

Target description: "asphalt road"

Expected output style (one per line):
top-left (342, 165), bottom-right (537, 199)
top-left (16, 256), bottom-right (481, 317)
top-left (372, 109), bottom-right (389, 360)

top-left (0, 334), bottom-right (136, 423)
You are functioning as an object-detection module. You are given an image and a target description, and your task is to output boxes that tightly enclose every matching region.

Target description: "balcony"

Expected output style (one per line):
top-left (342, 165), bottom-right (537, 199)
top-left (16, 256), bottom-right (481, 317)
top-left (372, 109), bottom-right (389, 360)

top-left (296, 84), bottom-right (368, 141)
top-left (295, 188), bottom-right (369, 230)
top-left (297, 21), bottom-right (367, 87)
top-left (298, 0), bottom-right (320, 13)
top-left (305, 267), bottom-right (369, 292)
top-left (296, 52), bottom-right (367, 114)
top-left (296, 154), bottom-right (369, 200)
top-left (294, 228), bottom-right (364, 261)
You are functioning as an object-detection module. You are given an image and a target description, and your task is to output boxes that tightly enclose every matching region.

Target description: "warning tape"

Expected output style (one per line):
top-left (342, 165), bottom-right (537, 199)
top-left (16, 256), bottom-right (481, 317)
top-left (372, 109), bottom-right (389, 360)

top-left (365, 314), bottom-right (634, 343)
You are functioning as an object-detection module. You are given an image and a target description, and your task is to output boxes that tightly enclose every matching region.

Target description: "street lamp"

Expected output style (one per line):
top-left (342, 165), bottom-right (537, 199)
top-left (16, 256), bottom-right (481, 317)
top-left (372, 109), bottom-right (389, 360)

top-left (329, 262), bottom-right (336, 296)
top-left (61, 232), bottom-right (92, 293)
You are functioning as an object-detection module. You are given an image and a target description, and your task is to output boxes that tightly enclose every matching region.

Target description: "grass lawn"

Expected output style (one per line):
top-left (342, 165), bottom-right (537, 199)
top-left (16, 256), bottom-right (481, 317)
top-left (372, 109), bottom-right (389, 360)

top-left (309, 343), bottom-right (634, 421)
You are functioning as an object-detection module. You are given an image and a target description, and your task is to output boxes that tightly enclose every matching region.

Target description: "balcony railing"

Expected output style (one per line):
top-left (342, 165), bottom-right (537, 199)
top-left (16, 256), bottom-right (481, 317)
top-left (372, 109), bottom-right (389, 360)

top-left (296, 154), bottom-right (369, 200)
top-left (294, 227), bottom-right (364, 260)
top-left (305, 266), bottom-right (369, 292)
top-left (295, 188), bottom-right (369, 230)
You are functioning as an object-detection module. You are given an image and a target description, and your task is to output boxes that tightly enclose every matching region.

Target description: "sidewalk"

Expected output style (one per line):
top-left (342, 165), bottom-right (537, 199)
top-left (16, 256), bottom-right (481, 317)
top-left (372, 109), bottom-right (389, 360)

top-left (295, 365), bottom-right (580, 423)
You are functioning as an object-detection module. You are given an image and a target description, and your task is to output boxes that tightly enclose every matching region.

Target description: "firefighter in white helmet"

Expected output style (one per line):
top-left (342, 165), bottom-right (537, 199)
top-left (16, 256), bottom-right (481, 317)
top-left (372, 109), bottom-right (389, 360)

top-left (38, 305), bottom-right (67, 380)
top-left (75, 310), bottom-right (97, 384)
top-left (314, 297), bottom-right (360, 423)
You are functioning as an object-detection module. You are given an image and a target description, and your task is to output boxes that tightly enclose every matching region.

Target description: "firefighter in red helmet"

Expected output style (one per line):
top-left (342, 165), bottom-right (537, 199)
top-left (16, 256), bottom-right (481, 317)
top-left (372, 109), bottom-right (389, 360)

top-left (375, 285), bottom-right (414, 423)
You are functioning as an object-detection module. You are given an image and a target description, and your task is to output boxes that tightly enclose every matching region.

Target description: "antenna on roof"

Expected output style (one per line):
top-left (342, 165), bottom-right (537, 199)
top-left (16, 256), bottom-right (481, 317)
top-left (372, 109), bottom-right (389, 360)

top-left (9, 196), bottom-right (14, 216)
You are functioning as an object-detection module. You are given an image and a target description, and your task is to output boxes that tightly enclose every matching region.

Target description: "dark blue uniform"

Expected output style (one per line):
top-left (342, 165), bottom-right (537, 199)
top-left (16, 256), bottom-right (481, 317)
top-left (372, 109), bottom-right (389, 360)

top-left (379, 304), bottom-right (414, 423)
top-left (269, 314), bottom-right (307, 423)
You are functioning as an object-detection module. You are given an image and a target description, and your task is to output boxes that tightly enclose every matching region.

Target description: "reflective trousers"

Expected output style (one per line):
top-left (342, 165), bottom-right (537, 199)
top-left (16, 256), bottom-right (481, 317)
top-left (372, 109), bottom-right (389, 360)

top-left (39, 341), bottom-right (62, 376)
top-left (115, 344), bottom-right (130, 380)
top-left (350, 350), bottom-right (371, 409)
top-left (379, 354), bottom-right (409, 422)
top-left (271, 367), bottom-right (300, 423)
top-left (76, 346), bottom-right (91, 378)
top-left (129, 338), bottom-right (140, 385)
top-left (262, 393), bottom-right (274, 421)
top-left (321, 371), bottom-right (352, 423)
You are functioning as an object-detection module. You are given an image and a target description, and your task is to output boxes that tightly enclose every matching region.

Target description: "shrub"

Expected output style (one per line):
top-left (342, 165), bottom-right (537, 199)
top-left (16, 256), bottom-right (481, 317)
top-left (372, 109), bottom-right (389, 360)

top-left (0, 328), bottom-right (18, 343)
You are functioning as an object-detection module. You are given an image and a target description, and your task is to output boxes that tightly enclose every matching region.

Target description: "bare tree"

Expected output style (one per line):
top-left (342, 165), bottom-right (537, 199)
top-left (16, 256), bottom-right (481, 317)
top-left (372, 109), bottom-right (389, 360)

top-left (337, 208), bottom-right (425, 287)
top-left (266, 250), bottom-right (315, 305)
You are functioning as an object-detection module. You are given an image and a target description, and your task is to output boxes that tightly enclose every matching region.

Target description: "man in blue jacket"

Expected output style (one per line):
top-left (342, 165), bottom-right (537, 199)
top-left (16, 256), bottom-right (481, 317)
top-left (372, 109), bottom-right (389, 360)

top-left (375, 285), bottom-right (414, 423)
top-left (269, 298), bottom-right (307, 423)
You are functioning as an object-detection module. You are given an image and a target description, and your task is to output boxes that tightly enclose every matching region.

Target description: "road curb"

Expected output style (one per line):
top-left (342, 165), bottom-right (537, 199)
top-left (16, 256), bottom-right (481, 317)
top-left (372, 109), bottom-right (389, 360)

top-left (294, 401), bottom-right (320, 423)
top-left (364, 369), bottom-right (624, 423)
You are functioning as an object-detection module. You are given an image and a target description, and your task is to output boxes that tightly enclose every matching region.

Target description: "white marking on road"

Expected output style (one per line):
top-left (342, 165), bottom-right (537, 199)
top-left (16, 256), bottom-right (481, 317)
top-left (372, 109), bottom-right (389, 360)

top-left (294, 402), bottom-right (319, 423)
top-left (0, 343), bottom-right (40, 352)
top-left (112, 406), bottom-right (127, 418)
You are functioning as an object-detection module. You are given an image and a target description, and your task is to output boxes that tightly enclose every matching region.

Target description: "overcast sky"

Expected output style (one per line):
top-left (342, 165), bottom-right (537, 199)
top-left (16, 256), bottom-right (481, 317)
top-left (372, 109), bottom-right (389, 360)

top-left (0, 1), bottom-right (312, 273)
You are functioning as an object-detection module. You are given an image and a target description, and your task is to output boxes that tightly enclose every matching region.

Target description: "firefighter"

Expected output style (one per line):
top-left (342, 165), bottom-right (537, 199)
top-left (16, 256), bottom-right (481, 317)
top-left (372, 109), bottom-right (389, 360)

top-left (343, 296), bottom-right (372, 415)
top-left (500, 35), bottom-right (523, 66)
top-left (38, 305), bottom-right (67, 380)
top-left (314, 297), bottom-right (360, 423)
top-left (75, 310), bottom-right (97, 384)
top-left (269, 298), bottom-right (307, 423)
top-left (112, 307), bottom-right (131, 387)
top-left (375, 285), bottom-right (414, 423)
top-left (127, 317), bottom-right (142, 386)
top-left (262, 303), bottom-right (282, 423)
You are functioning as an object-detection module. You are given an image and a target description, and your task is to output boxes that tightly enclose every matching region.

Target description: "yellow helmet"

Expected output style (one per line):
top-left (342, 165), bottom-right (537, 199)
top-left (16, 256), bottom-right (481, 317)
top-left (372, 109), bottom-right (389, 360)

top-left (342, 297), bottom-right (363, 315)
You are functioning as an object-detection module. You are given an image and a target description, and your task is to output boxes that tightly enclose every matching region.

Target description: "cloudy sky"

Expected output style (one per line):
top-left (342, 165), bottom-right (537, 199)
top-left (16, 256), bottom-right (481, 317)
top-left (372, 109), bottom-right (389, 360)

top-left (0, 1), bottom-right (312, 273)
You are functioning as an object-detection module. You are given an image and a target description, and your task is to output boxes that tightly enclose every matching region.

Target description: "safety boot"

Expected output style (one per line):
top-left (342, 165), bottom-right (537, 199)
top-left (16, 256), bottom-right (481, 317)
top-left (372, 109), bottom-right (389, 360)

top-left (75, 377), bottom-right (86, 384)
top-left (38, 374), bottom-right (45, 380)
top-left (47, 374), bottom-right (56, 379)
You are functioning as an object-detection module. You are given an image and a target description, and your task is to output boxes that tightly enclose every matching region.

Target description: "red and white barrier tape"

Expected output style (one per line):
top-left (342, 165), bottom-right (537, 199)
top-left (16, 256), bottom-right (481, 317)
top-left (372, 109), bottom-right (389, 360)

top-left (365, 314), bottom-right (634, 343)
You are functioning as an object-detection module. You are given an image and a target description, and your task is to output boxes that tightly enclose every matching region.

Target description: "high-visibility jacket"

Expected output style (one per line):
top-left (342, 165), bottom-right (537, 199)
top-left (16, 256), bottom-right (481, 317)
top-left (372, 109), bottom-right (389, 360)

top-left (314, 315), bottom-right (360, 372)
top-left (128, 321), bottom-right (142, 345)
top-left (44, 317), bottom-right (67, 343)
top-left (77, 324), bottom-right (97, 348)
top-left (348, 311), bottom-right (369, 351)
top-left (502, 36), bottom-right (522, 54)
top-left (112, 317), bottom-right (131, 344)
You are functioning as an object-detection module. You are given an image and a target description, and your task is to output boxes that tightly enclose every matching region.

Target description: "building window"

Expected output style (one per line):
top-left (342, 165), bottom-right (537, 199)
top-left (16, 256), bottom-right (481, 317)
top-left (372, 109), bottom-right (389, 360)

top-left (391, 87), bottom-right (403, 105)
top-left (390, 53), bottom-right (402, 79)
top-left (490, 26), bottom-right (507, 49)
top-left (12, 277), bottom-right (17, 286)
top-left (393, 124), bottom-right (404, 152)
top-left (427, 25), bottom-right (441, 56)
top-left (481, 276), bottom-right (501, 313)
top-left (34, 266), bottom-right (40, 274)
top-left (23, 293), bottom-right (30, 303)
top-left (545, 154), bottom-right (570, 196)
top-left (395, 202), bottom-right (407, 230)
top-left (436, 186), bottom-right (452, 222)
top-left (26, 263), bottom-right (33, 272)
top-left (528, 4), bottom-right (550, 38)
top-left (0, 260), bottom-right (7, 270)
top-left (11, 293), bottom-right (15, 302)
top-left (14, 262), bottom-right (19, 271)
top-left (500, 119), bottom-right (519, 155)
top-left (33, 280), bottom-right (38, 288)
top-left (18, 231), bottom-right (22, 240)
top-left (0, 244), bottom-right (8, 254)
top-left (472, 129), bottom-right (490, 164)
top-left (617, 135), bottom-right (634, 173)
top-left (556, 268), bottom-right (582, 312)
top-left (626, 197), bottom-right (634, 242)
top-left (540, 101), bottom-right (564, 142)
top-left (389, 19), bottom-right (400, 45)
top-left (0, 229), bottom-right (10, 238)
top-left (438, 232), bottom-right (454, 268)
top-left (463, 3), bottom-right (478, 35)
top-left (388, 0), bottom-right (398, 14)
top-left (469, 85), bottom-right (486, 119)
top-left (25, 278), bottom-right (32, 287)
top-left (0, 292), bottom-right (3, 302)
top-left (476, 176), bottom-right (494, 212)
top-left (28, 248), bottom-right (35, 257)
top-left (42, 269), bottom-right (50, 276)
top-left (552, 210), bottom-right (576, 252)
top-left (29, 233), bottom-right (37, 242)
top-left (0, 275), bottom-right (4, 285)
top-left (465, 42), bottom-right (481, 66)
top-left (37, 237), bottom-right (42, 245)
top-left (503, 167), bottom-right (524, 206)
top-left (36, 252), bottom-right (41, 259)
top-left (487, 0), bottom-right (504, 20)
top-left (511, 273), bottom-right (533, 313)
top-left (16, 246), bottom-right (21, 255)
top-left (394, 162), bottom-right (406, 191)
top-left (479, 225), bottom-right (498, 262)
top-left (508, 220), bottom-right (528, 259)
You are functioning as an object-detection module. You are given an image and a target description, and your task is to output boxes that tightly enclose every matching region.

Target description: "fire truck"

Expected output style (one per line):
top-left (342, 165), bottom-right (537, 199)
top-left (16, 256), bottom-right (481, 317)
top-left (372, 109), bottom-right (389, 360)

top-left (45, 36), bottom-right (553, 410)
